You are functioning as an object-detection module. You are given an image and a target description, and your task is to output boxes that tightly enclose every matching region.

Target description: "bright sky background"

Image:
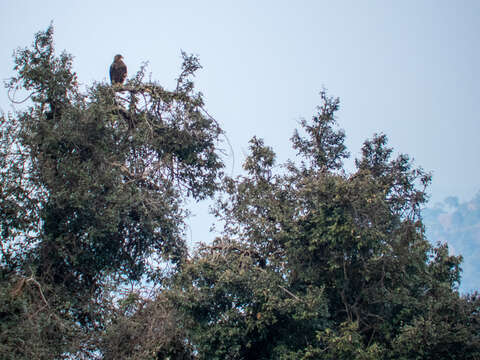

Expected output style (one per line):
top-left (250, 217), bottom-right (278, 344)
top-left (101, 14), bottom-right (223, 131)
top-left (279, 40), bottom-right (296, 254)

top-left (1, 1), bottom-right (479, 285)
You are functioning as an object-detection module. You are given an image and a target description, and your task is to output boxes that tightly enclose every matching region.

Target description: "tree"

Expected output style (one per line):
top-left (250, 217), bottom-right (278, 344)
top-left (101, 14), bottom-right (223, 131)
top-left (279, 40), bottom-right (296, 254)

top-left (0, 25), bottom-right (224, 358)
top-left (1, 25), bottom-right (478, 359)
top-left (172, 91), bottom-right (479, 359)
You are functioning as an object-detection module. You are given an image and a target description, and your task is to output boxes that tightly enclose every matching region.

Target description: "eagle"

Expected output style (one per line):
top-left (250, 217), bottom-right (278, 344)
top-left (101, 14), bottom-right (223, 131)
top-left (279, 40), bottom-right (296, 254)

top-left (110, 54), bottom-right (127, 85)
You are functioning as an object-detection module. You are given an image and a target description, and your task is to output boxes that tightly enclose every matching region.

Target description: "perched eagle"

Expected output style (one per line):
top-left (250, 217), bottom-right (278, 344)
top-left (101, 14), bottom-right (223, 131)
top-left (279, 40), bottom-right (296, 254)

top-left (110, 54), bottom-right (127, 85)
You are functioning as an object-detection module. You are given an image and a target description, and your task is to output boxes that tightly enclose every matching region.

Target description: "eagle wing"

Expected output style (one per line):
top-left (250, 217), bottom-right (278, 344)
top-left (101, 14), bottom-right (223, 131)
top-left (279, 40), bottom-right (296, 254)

top-left (109, 63), bottom-right (115, 83)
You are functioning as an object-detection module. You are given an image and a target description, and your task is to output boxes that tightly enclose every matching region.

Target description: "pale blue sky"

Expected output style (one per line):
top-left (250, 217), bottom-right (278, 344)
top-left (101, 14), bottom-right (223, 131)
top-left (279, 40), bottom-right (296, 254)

top-left (1, 1), bottom-right (479, 262)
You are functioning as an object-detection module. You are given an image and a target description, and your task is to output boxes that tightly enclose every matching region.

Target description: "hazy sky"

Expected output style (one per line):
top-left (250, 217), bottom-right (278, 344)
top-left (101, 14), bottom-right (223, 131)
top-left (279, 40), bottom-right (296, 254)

top-left (1, 1), bottom-right (479, 249)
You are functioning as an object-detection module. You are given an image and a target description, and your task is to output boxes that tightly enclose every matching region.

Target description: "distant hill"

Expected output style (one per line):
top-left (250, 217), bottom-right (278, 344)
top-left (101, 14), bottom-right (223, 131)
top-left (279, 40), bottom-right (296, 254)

top-left (423, 192), bottom-right (480, 293)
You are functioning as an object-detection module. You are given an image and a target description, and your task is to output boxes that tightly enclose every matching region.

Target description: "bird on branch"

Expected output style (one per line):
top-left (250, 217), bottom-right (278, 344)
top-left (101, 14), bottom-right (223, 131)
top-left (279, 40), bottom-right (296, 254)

top-left (109, 54), bottom-right (127, 85)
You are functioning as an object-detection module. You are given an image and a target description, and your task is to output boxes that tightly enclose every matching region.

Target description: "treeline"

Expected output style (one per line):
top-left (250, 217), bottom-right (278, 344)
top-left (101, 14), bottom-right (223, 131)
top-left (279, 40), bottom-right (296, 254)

top-left (0, 26), bottom-right (478, 360)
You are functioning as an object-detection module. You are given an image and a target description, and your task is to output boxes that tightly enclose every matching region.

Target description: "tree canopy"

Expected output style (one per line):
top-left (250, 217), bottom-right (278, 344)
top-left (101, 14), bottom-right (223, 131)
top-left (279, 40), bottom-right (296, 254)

top-left (0, 26), bottom-right (478, 359)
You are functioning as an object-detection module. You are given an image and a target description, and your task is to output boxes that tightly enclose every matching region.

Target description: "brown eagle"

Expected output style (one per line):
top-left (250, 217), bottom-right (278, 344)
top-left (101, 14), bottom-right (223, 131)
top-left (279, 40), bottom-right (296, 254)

top-left (110, 54), bottom-right (127, 84)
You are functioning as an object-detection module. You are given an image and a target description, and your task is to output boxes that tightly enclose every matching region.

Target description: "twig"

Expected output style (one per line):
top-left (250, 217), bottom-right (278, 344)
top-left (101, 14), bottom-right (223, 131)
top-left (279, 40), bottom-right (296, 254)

top-left (200, 106), bottom-right (235, 176)
top-left (277, 285), bottom-right (305, 303)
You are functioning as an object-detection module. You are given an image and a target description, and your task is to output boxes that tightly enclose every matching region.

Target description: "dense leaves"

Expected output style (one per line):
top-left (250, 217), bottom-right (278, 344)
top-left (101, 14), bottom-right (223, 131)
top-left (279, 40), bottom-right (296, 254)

top-left (174, 89), bottom-right (479, 359)
top-left (0, 26), bottom-right (223, 358)
top-left (0, 26), bottom-right (478, 359)
top-left (3, 25), bottom-right (224, 286)
top-left (171, 239), bottom-right (329, 359)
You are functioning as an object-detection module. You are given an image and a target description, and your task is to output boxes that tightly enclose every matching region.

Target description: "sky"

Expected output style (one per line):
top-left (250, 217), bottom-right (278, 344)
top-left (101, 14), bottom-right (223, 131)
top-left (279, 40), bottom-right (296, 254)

top-left (1, 1), bottom-right (479, 290)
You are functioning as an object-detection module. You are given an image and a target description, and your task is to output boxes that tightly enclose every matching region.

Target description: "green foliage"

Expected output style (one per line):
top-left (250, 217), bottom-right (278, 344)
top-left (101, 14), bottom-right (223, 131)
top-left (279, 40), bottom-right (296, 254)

top-left (0, 268), bottom-right (89, 359)
top-left (1, 25), bottom-right (478, 359)
top-left (316, 321), bottom-right (385, 360)
top-left (100, 293), bottom-right (194, 360)
top-left (174, 90), bottom-right (479, 359)
top-left (170, 238), bottom-right (329, 359)
top-left (291, 90), bottom-right (348, 172)
top-left (2, 25), bottom-right (224, 287)
top-left (0, 25), bottom-right (224, 358)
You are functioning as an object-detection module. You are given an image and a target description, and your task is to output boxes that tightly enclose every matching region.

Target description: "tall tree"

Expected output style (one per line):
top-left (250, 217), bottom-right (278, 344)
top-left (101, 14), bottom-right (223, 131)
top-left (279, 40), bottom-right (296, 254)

top-left (172, 91), bottom-right (479, 359)
top-left (0, 25), bottom-right (224, 358)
